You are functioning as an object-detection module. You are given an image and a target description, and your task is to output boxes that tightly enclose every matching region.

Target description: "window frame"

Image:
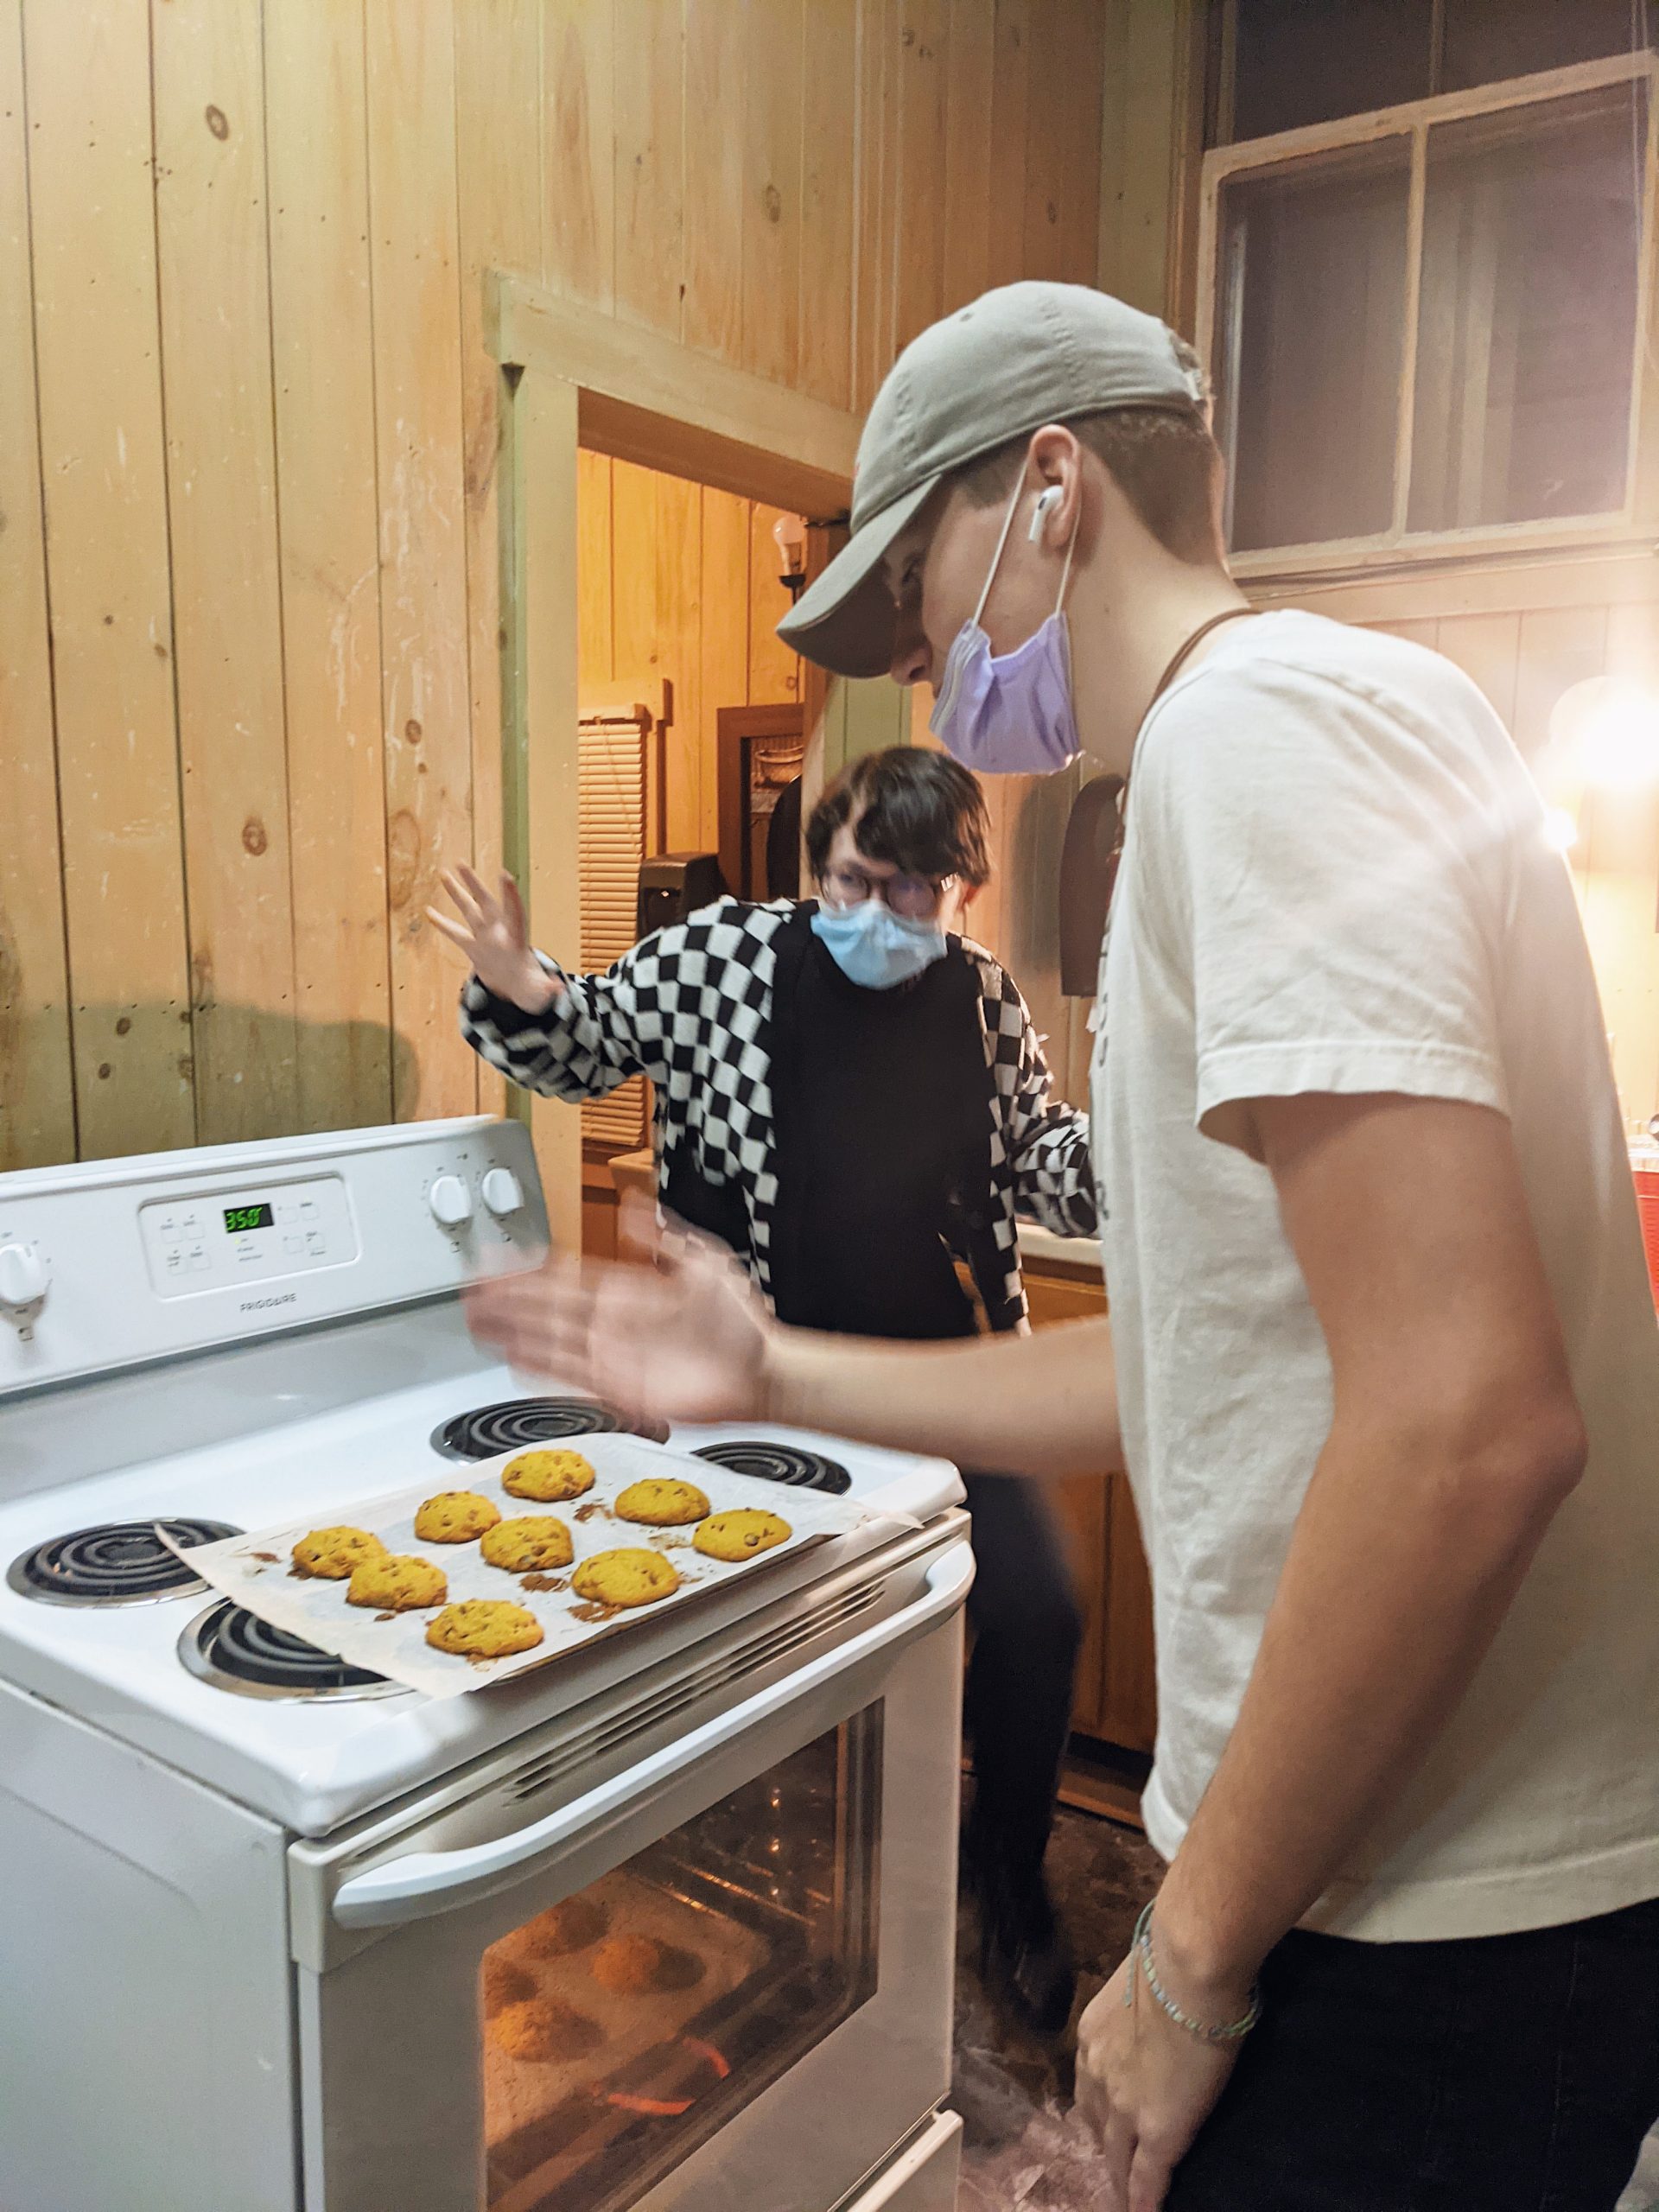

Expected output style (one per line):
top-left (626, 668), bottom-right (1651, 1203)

top-left (1197, 51), bottom-right (1659, 582)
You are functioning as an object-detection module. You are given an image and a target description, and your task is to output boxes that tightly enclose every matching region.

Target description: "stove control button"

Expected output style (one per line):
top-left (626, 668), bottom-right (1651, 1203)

top-left (0, 1243), bottom-right (49, 1314)
top-left (480, 1166), bottom-right (524, 1218)
top-left (428, 1173), bottom-right (474, 1230)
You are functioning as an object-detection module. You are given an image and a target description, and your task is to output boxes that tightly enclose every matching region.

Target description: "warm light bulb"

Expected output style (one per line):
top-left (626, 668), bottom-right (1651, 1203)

top-left (1541, 806), bottom-right (1579, 853)
top-left (1568, 682), bottom-right (1659, 792)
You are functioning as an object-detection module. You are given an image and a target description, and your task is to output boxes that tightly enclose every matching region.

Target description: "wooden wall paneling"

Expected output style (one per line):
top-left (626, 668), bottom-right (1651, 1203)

top-left (577, 449), bottom-right (616, 693)
top-left (24, 0), bottom-right (194, 1159)
top-left (852, 0), bottom-right (900, 410)
top-left (613, 0), bottom-right (683, 335)
top-left (700, 487), bottom-right (753, 857)
top-left (454, 0), bottom-right (543, 1121)
top-left (266, 0), bottom-right (391, 1135)
top-left (541, 0), bottom-right (615, 312)
top-left (1020, 0), bottom-right (1071, 283)
top-left (1585, 601), bottom-right (1659, 1128)
top-left (154, 0), bottom-right (298, 1147)
top-left (0, 0), bottom-right (73, 1167)
top-left (682, 0), bottom-right (746, 362)
top-left (654, 472), bottom-right (704, 849)
top-left (893, 0), bottom-right (948, 352)
top-left (1434, 611), bottom-right (1522, 728)
top-left (985, 0), bottom-right (1032, 290)
top-left (1512, 605), bottom-right (1607, 761)
top-left (501, 368), bottom-right (582, 1246)
top-left (1054, 0), bottom-right (1106, 286)
top-left (748, 505), bottom-right (803, 706)
top-left (1051, 1475), bottom-right (1110, 1738)
top-left (1096, 0), bottom-right (1186, 315)
top-left (611, 459), bottom-right (662, 725)
top-left (365, 0), bottom-right (476, 1122)
top-left (741, 0), bottom-right (804, 387)
top-left (798, 0), bottom-right (856, 410)
top-left (940, 0), bottom-right (995, 312)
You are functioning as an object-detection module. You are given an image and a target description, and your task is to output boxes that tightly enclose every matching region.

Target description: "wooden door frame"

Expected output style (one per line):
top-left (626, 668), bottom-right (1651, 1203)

top-left (486, 271), bottom-right (857, 1247)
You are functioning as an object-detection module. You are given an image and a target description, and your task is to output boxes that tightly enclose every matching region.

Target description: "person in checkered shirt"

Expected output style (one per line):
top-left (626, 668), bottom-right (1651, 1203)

top-left (435, 745), bottom-right (1096, 2032)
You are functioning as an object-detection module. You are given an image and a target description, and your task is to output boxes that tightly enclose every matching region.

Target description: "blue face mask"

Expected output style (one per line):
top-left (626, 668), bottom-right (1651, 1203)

top-left (811, 896), bottom-right (949, 991)
top-left (929, 475), bottom-right (1082, 777)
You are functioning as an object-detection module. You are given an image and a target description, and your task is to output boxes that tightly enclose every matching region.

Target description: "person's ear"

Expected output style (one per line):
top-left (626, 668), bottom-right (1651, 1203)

top-left (1026, 423), bottom-right (1084, 549)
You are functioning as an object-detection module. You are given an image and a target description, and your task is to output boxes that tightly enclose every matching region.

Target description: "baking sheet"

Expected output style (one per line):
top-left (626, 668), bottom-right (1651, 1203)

top-left (171, 1433), bottom-right (879, 1697)
top-left (483, 1864), bottom-right (770, 2212)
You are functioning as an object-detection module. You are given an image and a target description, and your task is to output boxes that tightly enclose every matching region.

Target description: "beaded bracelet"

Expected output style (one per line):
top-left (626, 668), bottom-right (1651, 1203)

top-left (1123, 1903), bottom-right (1262, 2044)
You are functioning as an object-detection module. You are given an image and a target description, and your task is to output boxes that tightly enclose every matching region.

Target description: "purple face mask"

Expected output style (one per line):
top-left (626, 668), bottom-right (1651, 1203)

top-left (929, 477), bottom-right (1081, 776)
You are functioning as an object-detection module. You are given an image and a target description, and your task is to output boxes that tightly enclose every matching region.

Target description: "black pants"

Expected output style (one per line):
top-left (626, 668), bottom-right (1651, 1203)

top-left (1167, 1895), bottom-right (1659, 2212)
top-left (960, 1471), bottom-right (1083, 1906)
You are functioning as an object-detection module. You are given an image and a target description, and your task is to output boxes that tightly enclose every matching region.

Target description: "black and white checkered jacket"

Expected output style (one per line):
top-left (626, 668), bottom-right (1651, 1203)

top-left (461, 898), bottom-right (1096, 1334)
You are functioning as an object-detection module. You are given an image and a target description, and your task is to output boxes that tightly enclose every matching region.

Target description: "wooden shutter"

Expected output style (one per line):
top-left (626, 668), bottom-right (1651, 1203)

top-left (579, 703), bottom-right (650, 1151)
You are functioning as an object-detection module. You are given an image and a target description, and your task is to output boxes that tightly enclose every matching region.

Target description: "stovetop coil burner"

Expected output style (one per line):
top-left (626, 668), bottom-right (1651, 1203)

top-left (691, 1441), bottom-right (853, 1496)
top-left (180, 1599), bottom-right (403, 1702)
top-left (6, 1517), bottom-right (243, 1607)
top-left (433, 1395), bottom-right (666, 1459)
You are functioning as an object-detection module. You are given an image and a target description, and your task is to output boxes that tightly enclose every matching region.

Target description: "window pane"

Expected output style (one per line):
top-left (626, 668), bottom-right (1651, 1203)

top-left (1441, 0), bottom-right (1650, 94)
top-left (1218, 138), bottom-right (1411, 551)
top-left (1232, 0), bottom-right (1433, 142)
top-left (1408, 84), bottom-right (1646, 532)
top-left (480, 1718), bottom-right (881, 2211)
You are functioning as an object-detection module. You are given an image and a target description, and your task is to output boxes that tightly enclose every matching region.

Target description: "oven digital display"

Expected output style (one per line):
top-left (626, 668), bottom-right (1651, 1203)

top-left (223, 1202), bottom-right (275, 1235)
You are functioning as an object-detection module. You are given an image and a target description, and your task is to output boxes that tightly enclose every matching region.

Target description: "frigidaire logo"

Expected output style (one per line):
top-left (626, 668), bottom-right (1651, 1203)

top-left (239, 1292), bottom-right (300, 1313)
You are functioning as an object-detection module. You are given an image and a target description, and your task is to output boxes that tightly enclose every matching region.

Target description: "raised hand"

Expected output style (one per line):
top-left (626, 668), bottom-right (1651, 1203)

top-left (428, 865), bottom-right (562, 1015)
top-left (465, 1197), bottom-right (771, 1427)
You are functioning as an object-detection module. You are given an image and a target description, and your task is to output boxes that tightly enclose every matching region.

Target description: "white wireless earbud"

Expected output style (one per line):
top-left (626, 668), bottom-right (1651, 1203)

top-left (1028, 485), bottom-right (1063, 543)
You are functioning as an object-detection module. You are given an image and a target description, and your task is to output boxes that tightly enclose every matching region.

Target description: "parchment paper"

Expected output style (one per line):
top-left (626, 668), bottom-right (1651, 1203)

top-left (171, 1433), bottom-right (880, 1697)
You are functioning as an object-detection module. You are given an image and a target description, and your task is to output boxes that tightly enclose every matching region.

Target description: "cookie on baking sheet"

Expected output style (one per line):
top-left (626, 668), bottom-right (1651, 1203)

top-left (512, 1893), bottom-right (609, 1961)
top-left (570, 1548), bottom-right (681, 1609)
top-left (480, 1515), bottom-right (574, 1573)
top-left (291, 1526), bottom-right (386, 1580)
top-left (413, 1491), bottom-right (502, 1543)
top-left (502, 1449), bottom-right (596, 1503)
top-left (425, 1599), bottom-right (543, 1658)
top-left (693, 1509), bottom-right (791, 1563)
top-left (589, 1932), bottom-right (703, 1994)
top-left (613, 1478), bottom-right (710, 1528)
top-left (490, 1996), bottom-right (603, 2064)
top-left (346, 1553), bottom-right (448, 1611)
top-left (482, 1954), bottom-right (537, 2018)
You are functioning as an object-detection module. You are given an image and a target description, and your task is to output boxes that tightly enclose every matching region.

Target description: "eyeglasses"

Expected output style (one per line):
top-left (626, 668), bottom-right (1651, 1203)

top-left (822, 864), bottom-right (955, 920)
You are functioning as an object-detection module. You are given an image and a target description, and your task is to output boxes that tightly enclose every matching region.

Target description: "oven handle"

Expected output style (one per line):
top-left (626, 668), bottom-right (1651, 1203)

top-left (330, 1540), bottom-right (975, 1929)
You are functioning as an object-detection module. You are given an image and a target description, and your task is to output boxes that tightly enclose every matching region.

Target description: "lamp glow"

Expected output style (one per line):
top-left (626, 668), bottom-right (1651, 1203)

top-left (1556, 680), bottom-right (1659, 793)
top-left (1541, 806), bottom-right (1579, 854)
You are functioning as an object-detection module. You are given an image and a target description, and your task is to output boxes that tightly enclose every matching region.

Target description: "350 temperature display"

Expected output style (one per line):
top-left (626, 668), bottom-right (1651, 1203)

top-left (223, 1202), bottom-right (275, 1235)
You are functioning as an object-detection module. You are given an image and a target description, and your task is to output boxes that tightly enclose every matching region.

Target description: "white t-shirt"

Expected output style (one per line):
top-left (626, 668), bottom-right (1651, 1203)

top-left (1094, 609), bottom-right (1659, 1942)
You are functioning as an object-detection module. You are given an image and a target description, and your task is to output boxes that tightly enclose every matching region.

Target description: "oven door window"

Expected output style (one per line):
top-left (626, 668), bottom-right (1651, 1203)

top-left (480, 1712), bottom-right (882, 2211)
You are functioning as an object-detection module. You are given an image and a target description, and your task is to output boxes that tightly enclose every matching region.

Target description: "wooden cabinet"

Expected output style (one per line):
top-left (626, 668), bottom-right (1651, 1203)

top-left (1026, 1261), bottom-right (1158, 1757)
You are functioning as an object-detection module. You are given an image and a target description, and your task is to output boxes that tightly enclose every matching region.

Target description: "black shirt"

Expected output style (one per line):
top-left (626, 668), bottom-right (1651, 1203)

top-left (767, 920), bottom-right (989, 1343)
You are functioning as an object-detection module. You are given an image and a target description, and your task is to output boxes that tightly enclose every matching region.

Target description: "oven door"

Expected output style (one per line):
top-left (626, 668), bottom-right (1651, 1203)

top-left (288, 1522), bottom-right (970, 2212)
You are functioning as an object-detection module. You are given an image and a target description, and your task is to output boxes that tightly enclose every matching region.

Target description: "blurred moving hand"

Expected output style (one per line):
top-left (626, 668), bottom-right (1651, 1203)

top-left (428, 865), bottom-right (562, 1016)
top-left (465, 1198), bottom-right (771, 1426)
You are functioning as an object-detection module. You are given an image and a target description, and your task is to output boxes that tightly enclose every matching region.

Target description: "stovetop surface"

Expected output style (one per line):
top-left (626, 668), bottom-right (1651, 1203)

top-left (0, 1334), bottom-right (961, 1837)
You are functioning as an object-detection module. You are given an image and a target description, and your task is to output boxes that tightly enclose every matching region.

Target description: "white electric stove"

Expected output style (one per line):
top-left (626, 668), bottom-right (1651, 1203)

top-left (0, 1119), bottom-right (969, 2212)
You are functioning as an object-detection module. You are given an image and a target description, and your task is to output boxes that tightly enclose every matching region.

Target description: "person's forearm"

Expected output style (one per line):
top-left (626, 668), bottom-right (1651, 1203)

top-left (763, 1314), bottom-right (1122, 1477)
top-left (1153, 1408), bottom-right (1581, 2002)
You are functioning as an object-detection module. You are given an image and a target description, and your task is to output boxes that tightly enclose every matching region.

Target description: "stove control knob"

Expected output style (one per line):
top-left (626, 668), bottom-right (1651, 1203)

top-left (480, 1166), bottom-right (524, 1218)
top-left (0, 1243), bottom-right (48, 1316)
top-left (428, 1174), bottom-right (474, 1230)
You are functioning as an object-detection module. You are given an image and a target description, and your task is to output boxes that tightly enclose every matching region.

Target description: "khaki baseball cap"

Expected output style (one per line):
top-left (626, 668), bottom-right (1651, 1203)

top-left (779, 280), bottom-right (1205, 679)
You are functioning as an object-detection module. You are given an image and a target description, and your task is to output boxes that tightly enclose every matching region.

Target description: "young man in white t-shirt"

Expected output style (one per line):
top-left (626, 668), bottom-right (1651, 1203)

top-left (467, 283), bottom-right (1659, 2210)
